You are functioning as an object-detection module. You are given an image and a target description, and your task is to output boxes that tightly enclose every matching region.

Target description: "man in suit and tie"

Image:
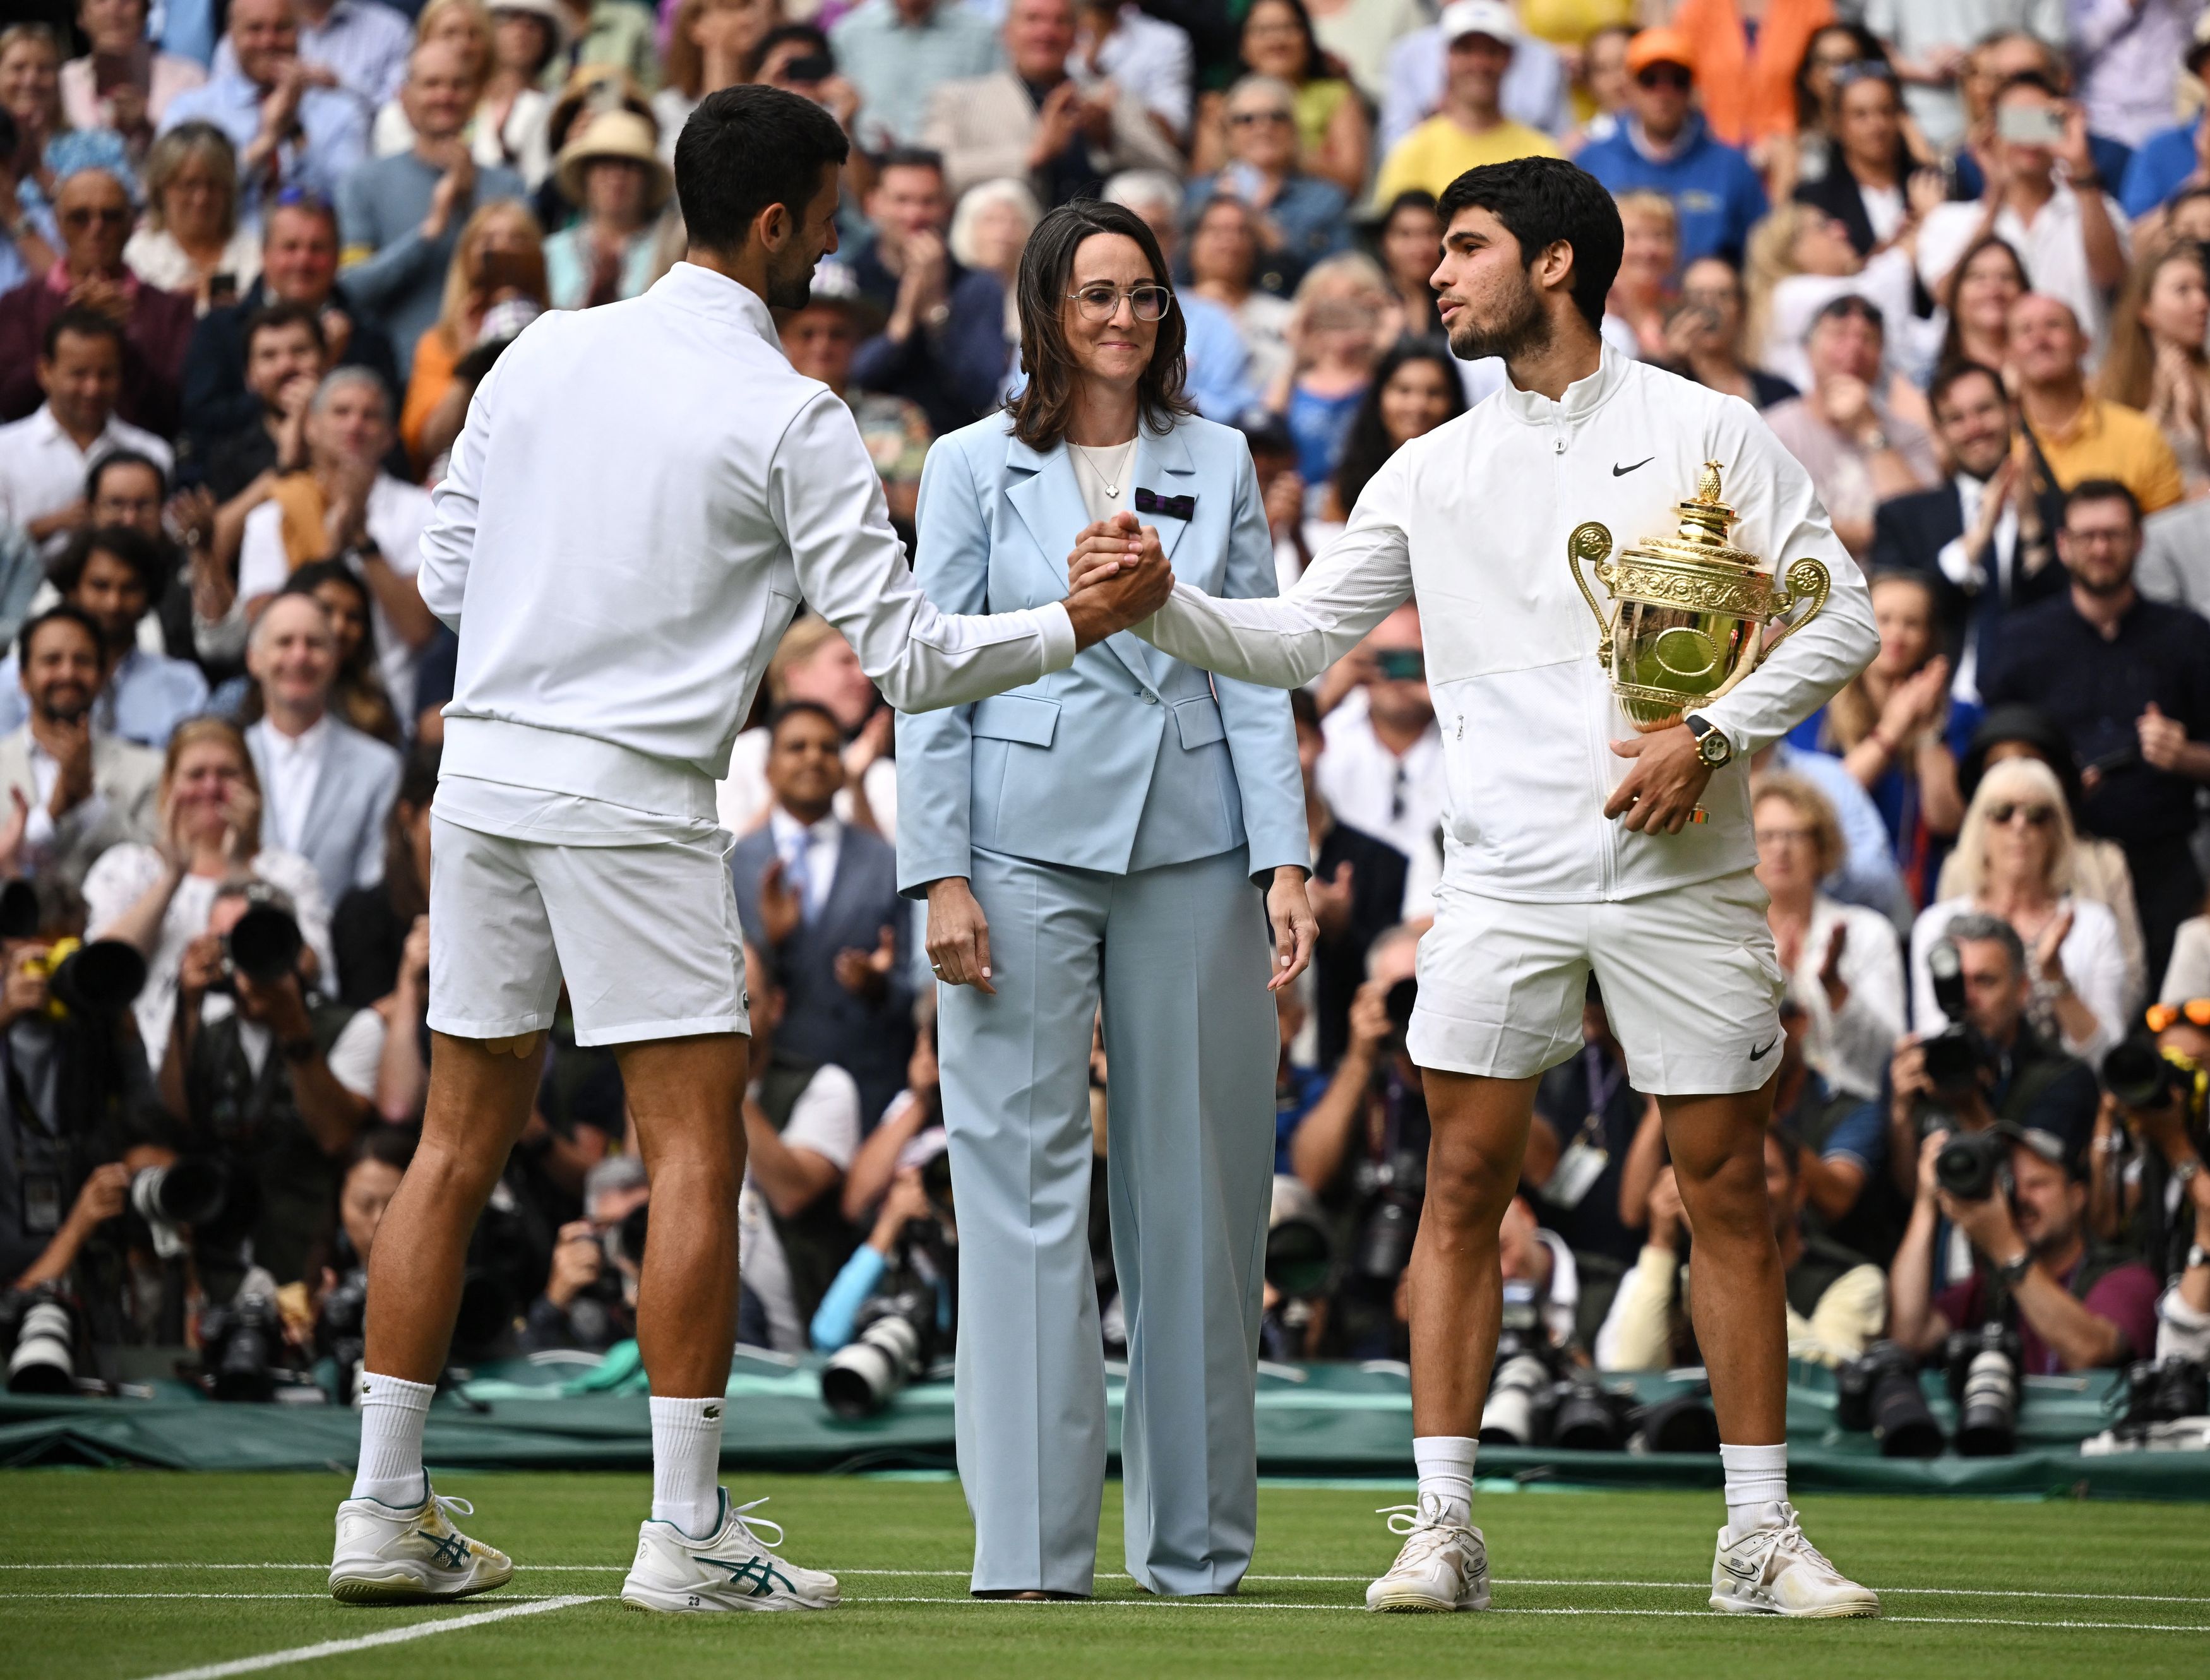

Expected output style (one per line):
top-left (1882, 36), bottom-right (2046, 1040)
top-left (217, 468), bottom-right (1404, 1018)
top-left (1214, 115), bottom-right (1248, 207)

top-left (731, 699), bottom-right (914, 1131)
top-left (0, 605), bottom-right (160, 917)
top-left (1869, 359), bottom-right (2068, 699)
top-left (244, 589), bottom-right (403, 908)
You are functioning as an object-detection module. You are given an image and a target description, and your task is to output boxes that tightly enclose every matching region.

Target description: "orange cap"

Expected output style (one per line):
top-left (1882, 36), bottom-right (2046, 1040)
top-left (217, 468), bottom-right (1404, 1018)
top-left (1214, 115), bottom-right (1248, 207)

top-left (1625, 27), bottom-right (1695, 78)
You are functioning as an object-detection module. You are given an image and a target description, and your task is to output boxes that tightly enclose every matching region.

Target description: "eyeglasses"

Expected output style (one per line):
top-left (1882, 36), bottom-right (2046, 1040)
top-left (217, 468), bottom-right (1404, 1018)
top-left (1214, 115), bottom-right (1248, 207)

top-left (1753, 825), bottom-right (1817, 846)
top-left (1227, 109), bottom-right (1294, 126)
top-left (61, 206), bottom-right (131, 229)
top-left (2144, 998), bottom-right (2210, 1034)
top-left (1636, 65), bottom-right (1692, 90)
top-left (1986, 801), bottom-right (2057, 827)
top-left (1068, 283), bottom-right (1171, 322)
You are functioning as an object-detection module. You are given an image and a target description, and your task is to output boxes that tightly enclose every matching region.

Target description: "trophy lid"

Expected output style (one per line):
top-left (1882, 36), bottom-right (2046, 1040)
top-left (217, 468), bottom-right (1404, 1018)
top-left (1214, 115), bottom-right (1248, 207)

top-left (1620, 459), bottom-right (1760, 573)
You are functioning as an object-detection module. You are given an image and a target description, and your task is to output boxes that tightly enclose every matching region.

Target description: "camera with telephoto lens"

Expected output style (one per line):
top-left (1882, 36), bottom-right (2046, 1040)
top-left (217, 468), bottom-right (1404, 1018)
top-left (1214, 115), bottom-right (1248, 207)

top-left (1918, 938), bottom-right (1993, 1114)
top-left (1478, 1279), bottom-right (1560, 1445)
top-left (1549, 1366), bottom-right (1631, 1451)
top-left (1944, 1323), bottom-right (2023, 1456)
top-left (1265, 1174), bottom-right (1332, 1299)
top-left (2102, 1037), bottom-right (2209, 1124)
top-left (820, 1286), bottom-right (935, 1419)
top-left (317, 1267), bottom-right (369, 1396)
top-left (1834, 1339), bottom-right (1945, 1457)
top-left (197, 1292), bottom-right (287, 1401)
top-left (18, 937), bottom-right (148, 1021)
top-left (2118, 1355), bottom-right (2209, 1429)
top-left (129, 1155), bottom-right (229, 1260)
top-left (215, 894), bottom-right (304, 991)
top-left (1933, 1128), bottom-right (2012, 1201)
top-left (0, 1284), bottom-right (81, 1393)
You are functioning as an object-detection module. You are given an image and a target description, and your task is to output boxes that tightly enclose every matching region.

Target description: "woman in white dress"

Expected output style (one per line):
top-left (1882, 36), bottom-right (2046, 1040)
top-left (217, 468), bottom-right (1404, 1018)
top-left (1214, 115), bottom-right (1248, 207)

top-left (85, 717), bottom-right (333, 1064)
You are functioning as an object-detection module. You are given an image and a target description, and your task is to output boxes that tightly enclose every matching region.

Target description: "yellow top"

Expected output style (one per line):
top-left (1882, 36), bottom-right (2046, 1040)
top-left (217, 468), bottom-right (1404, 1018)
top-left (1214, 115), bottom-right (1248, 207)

top-left (1519, 0), bottom-right (1637, 47)
top-left (1293, 76), bottom-right (1356, 159)
top-left (1372, 116), bottom-right (1563, 206)
top-left (2034, 397), bottom-right (2185, 516)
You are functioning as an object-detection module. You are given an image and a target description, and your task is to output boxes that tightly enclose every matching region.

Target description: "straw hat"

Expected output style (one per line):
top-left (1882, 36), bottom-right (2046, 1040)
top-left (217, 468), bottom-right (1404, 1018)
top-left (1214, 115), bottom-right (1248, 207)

top-left (555, 108), bottom-right (674, 213)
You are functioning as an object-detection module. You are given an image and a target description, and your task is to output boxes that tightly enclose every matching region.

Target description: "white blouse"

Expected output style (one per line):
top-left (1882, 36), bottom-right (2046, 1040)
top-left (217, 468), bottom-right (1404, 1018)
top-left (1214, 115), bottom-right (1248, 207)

top-left (83, 843), bottom-right (335, 1066)
top-left (1785, 895), bottom-right (1906, 1102)
top-left (1909, 893), bottom-right (2130, 1065)
top-left (122, 225), bottom-right (262, 311)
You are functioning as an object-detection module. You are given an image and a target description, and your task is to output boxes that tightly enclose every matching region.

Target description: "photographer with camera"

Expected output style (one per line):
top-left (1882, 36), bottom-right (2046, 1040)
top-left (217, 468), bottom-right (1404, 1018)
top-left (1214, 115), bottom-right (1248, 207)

top-left (157, 878), bottom-right (381, 1294)
top-left (1889, 1119), bottom-right (2161, 1375)
top-left (810, 1138), bottom-right (957, 1417)
top-left (2097, 999), bottom-right (2210, 1364)
top-left (522, 1153), bottom-right (648, 1354)
top-left (1885, 915), bottom-right (2100, 1221)
top-left (1282, 924), bottom-right (1427, 1358)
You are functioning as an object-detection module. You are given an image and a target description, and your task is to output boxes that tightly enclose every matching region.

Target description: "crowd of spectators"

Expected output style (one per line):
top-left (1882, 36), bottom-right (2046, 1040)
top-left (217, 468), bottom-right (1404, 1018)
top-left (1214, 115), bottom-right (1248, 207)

top-left (1, 0), bottom-right (2207, 1410)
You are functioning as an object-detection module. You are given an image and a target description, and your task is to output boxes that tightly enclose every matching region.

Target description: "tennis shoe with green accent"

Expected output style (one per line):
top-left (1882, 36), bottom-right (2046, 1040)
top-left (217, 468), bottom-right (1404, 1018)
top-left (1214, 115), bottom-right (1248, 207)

top-left (328, 1479), bottom-right (513, 1604)
top-left (622, 1490), bottom-right (840, 1613)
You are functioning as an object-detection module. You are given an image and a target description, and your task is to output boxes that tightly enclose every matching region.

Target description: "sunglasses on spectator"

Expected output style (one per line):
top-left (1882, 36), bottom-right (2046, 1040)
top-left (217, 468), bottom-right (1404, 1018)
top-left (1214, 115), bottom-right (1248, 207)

top-left (1986, 801), bottom-right (2057, 827)
top-left (1228, 108), bottom-right (1294, 126)
top-left (2144, 998), bottom-right (2210, 1034)
top-left (1636, 65), bottom-right (1692, 90)
top-left (1068, 283), bottom-right (1172, 321)
top-left (62, 206), bottom-right (131, 228)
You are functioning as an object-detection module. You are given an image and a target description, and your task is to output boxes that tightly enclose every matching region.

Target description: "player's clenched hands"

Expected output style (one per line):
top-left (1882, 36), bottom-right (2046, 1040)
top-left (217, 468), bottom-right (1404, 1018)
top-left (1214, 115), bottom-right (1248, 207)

top-left (1604, 724), bottom-right (1711, 834)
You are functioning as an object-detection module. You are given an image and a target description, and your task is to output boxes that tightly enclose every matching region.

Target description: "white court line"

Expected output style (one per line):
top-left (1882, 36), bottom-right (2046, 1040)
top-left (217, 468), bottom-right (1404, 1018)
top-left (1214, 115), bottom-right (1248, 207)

top-left (8, 1563), bottom-right (2205, 1607)
top-left (12, 1593), bottom-right (579, 1602)
top-left (129, 1594), bottom-right (606, 1680)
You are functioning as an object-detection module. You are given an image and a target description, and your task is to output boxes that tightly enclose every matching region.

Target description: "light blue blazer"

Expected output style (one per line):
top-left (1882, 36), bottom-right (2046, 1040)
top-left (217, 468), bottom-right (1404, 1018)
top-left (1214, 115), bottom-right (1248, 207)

top-left (897, 411), bottom-right (1304, 893)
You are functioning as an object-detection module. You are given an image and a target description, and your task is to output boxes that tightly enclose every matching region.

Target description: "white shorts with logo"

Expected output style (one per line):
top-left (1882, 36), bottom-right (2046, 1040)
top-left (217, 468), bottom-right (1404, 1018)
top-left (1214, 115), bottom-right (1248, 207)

top-left (426, 808), bottom-right (748, 1049)
top-left (1406, 868), bottom-right (1784, 1095)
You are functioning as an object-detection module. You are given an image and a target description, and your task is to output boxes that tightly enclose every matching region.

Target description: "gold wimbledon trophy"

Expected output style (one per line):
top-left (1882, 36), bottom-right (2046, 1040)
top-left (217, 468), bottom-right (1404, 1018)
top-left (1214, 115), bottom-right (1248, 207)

top-left (1567, 460), bottom-right (1831, 732)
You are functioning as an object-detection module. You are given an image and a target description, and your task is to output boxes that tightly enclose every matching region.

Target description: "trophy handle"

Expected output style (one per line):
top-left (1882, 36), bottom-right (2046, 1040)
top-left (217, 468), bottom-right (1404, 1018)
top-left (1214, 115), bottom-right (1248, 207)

top-left (1565, 521), bottom-right (1616, 669)
top-left (1759, 559), bottom-right (1832, 659)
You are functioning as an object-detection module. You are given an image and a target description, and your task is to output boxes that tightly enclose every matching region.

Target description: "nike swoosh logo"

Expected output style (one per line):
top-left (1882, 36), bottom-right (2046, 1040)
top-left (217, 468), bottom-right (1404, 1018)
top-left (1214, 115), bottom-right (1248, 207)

top-left (1750, 1036), bottom-right (1777, 1061)
top-left (1613, 457), bottom-right (1654, 477)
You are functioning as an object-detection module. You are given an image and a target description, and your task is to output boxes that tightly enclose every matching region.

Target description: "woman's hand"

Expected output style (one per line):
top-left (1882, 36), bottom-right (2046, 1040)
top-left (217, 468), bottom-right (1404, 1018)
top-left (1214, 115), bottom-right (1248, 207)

top-left (2032, 902), bottom-right (2075, 986)
top-left (1265, 866), bottom-right (1317, 991)
top-left (925, 876), bottom-right (994, 994)
top-left (1066, 516), bottom-right (1144, 594)
top-left (221, 782), bottom-right (261, 862)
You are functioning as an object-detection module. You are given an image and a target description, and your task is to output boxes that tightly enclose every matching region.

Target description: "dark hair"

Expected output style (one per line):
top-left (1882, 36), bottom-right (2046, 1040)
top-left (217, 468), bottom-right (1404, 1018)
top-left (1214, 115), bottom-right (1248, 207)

top-left (1791, 21), bottom-right (1890, 131)
top-left (244, 299), bottom-right (327, 358)
top-left (1436, 157), bottom-right (1623, 331)
top-left (1812, 291), bottom-right (1884, 334)
top-left (41, 306), bottom-right (124, 362)
top-left (1008, 199), bottom-right (1192, 450)
top-left (757, 21), bottom-right (830, 62)
top-left (1994, 69), bottom-right (2064, 102)
top-left (768, 698), bottom-right (842, 741)
top-left (1330, 338), bottom-right (1466, 513)
top-left (1289, 686), bottom-right (1321, 732)
top-left (17, 603), bottom-right (102, 669)
top-left (1239, 0), bottom-right (1324, 82)
top-left (347, 1123), bottom-right (419, 1177)
top-left (283, 559), bottom-right (381, 671)
top-left (86, 447), bottom-right (168, 504)
top-left (1378, 188), bottom-right (1438, 231)
top-left (1928, 358), bottom-right (2007, 417)
top-left (51, 523), bottom-right (164, 601)
top-left (875, 146), bottom-right (945, 182)
top-left (2062, 477), bottom-right (2141, 528)
top-left (674, 83), bottom-right (851, 254)
top-left (1935, 234), bottom-right (2027, 362)
top-left (1959, 703), bottom-right (2083, 811)
top-left (383, 743), bottom-right (440, 925)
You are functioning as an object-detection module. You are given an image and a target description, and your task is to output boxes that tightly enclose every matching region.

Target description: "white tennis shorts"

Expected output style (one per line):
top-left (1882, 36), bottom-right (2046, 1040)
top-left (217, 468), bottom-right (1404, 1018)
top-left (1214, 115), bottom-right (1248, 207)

top-left (426, 814), bottom-right (749, 1047)
top-left (1406, 868), bottom-right (1785, 1095)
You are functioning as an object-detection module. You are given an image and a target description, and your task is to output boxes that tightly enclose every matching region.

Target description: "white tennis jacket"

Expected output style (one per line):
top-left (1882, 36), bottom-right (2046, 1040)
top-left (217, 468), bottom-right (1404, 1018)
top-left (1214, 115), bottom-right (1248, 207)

top-left (419, 262), bottom-right (1076, 821)
top-left (1138, 348), bottom-right (1878, 903)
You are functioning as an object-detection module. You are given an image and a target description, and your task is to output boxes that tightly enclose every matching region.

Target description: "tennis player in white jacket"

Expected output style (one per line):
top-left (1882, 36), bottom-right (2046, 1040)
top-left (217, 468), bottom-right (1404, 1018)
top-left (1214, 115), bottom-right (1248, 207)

top-left (325, 87), bottom-right (1171, 1614)
top-left (1075, 159), bottom-right (1883, 1617)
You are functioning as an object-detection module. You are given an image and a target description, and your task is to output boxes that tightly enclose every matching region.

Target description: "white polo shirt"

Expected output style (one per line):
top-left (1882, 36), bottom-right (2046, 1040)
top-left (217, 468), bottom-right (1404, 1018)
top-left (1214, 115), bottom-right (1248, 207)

top-left (0, 406), bottom-right (174, 558)
top-left (1916, 184), bottom-right (2132, 360)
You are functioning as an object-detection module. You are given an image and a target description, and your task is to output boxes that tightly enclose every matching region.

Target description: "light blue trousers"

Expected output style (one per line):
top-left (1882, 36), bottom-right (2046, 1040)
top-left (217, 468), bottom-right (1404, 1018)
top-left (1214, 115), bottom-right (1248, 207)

top-left (938, 846), bottom-right (1277, 1596)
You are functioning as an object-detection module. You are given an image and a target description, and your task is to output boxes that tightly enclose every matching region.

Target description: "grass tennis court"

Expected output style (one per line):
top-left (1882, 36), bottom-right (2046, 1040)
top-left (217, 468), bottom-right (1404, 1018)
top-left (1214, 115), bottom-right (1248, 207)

top-left (6, 1472), bottom-right (2206, 1680)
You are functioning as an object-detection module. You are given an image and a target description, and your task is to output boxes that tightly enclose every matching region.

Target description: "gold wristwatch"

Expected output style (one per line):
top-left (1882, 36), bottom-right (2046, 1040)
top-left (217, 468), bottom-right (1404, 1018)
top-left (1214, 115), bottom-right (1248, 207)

top-left (1685, 713), bottom-right (1733, 769)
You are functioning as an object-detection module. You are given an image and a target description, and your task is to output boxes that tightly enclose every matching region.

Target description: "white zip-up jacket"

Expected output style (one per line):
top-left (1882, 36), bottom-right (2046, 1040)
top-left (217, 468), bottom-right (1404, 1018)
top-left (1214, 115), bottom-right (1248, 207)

top-left (1138, 349), bottom-right (1877, 903)
top-left (418, 263), bottom-right (1077, 821)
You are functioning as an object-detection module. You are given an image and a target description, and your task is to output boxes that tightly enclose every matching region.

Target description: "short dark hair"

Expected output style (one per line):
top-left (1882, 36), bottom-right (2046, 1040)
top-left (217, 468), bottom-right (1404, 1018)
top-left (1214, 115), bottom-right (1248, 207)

top-left (768, 698), bottom-right (842, 742)
top-left (757, 21), bottom-right (830, 61)
top-left (244, 300), bottom-right (327, 358)
top-left (1289, 686), bottom-right (1322, 733)
top-left (1010, 198), bottom-right (1191, 450)
top-left (1994, 69), bottom-right (2064, 102)
top-left (41, 306), bottom-right (124, 362)
top-left (348, 1123), bottom-right (418, 1177)
top-left (86, 447), bottom-right (167, 504)
top-left (2062, 477), bottom-right (2141, 528)
top-left (51, 524), bottom-right (165, 600)
top-left (1436, 157), bottom-right (1623, 330)
top-left (1929, 358), bottom-right (2007, 417)
top-left (1811, 292), bottom-right (1884, 335)
top-left (17, 604), bottom-right (102, 669)
top-left (875, 146), bottom-right (945, 182)
top-left (674, 83), bottom-right (850, 254)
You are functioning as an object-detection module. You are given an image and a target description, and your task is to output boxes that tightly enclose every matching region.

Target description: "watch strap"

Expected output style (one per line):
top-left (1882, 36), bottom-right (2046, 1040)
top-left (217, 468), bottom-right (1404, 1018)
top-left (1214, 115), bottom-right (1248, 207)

top-left (1995, 1251), bottom-right (2033, 1287)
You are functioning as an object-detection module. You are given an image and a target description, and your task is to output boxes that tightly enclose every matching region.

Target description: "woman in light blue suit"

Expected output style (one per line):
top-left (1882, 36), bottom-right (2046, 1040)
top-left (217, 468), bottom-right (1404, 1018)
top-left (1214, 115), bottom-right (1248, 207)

top-left (897, 201), bottom-right (1316, 1601)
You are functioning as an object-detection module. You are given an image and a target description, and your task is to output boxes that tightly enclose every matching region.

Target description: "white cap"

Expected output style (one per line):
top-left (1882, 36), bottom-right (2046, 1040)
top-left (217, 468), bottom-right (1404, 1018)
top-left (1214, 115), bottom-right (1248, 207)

top-left (1439, 0), bottom-right (1519, 47)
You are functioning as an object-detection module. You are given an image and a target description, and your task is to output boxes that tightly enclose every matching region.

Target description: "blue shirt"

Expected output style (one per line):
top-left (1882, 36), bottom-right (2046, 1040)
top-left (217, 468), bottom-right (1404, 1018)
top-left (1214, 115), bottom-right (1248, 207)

top-left (1285, 380), bottom-right (1362, 486)
top-left (1180, 292), bottom-right (1260, 422)
top-left (1274, 1063), bottom-right (1329, 1172)
top-left (1575, 116), bottom-right (1769, 269)
top-left (1187, 170), bottom-right (1349, 267)
top-left (830, 0), bottom-right (1002, 150)
top-left (160, 71), bottom-right (371, 216)
top-left (0, 645), bottom-right (208, 748)
top-left (1769, 739), bottom-right (1912, 928)
top-left (2120, 116), bottom-right (2203, 219)
top-left (210, 0), bottom-right (414, 107)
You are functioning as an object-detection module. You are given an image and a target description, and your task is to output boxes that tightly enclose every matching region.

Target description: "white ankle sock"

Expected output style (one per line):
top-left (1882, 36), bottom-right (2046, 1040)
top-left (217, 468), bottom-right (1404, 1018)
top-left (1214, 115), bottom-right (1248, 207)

top-left (350, 1371), bottom-right (434, 1506)
top-left (649, 1395), bottom-right (727, 1536)
top-left (1719, 1442), bottom-right (1788, 1535)
top-left (1413, 1435), bottom-right (1478, 1527)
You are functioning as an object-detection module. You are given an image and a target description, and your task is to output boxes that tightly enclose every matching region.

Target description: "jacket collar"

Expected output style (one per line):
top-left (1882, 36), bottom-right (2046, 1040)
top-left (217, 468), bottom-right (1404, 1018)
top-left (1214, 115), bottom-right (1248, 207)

top-left (1494, 343), bottom-right (1628, 428)
top-left (651, 261), bottom-right (782, 352)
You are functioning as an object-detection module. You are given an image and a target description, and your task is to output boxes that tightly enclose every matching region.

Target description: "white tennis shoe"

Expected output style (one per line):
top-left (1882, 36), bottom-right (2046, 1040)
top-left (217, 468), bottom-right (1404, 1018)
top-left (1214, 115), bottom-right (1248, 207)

top-left (328, 1479), bottom-right (513, 1604)
top-left (1364, 1495), bottom-right (1491, 1612)
top-left (621, 1491), bottom-right (840, 1613)
top-left (1709, 1501), bottom-right (1879, 1618)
